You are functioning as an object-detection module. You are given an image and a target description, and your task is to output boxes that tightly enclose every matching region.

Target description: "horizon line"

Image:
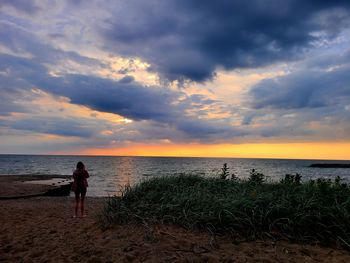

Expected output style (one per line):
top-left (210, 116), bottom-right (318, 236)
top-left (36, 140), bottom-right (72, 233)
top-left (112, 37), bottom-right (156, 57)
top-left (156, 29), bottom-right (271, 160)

top-left (0, 153), bottom-right (349, 161)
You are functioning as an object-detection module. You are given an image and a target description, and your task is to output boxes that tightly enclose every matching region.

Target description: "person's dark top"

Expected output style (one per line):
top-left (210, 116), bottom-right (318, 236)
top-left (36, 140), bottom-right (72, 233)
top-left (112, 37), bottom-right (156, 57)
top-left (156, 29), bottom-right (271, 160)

top-left (72, 169), bottom-right (89, 192)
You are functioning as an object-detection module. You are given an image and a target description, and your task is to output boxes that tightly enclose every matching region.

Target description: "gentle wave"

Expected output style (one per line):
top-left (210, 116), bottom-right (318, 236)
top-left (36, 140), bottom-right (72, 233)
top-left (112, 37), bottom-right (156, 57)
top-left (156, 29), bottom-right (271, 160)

top-left (0, 155), bottom-right (349, 196)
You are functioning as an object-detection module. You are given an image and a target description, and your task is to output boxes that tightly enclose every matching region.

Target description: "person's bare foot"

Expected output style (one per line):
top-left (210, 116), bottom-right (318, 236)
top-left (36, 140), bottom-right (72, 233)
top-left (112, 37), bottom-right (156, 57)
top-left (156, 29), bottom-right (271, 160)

top-left (72, 215), bottom-right (77, 218)
top-left (81, 214), bottom-right (87, 218)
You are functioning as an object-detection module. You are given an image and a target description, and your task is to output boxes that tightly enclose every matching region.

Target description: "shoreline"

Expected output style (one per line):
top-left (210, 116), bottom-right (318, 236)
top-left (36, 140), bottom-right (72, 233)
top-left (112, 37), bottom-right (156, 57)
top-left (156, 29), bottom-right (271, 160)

top-left (1, 196), bottom-right (350, 262)
top-left (1, 175), bottom-right (350, 262)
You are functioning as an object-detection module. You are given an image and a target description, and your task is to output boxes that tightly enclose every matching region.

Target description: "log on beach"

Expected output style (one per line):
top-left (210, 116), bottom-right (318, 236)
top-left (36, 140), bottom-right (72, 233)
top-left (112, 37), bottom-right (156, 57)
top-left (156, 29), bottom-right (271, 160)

top-left (23, 178), bottom-right (73, 196)
top-left (0, 175), bottom-right (72, 199)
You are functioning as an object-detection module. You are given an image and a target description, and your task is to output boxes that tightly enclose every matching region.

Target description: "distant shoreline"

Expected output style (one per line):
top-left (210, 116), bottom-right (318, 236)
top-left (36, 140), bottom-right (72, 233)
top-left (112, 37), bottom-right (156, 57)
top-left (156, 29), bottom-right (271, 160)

top-left (309, 163), bottom-right (350, 168)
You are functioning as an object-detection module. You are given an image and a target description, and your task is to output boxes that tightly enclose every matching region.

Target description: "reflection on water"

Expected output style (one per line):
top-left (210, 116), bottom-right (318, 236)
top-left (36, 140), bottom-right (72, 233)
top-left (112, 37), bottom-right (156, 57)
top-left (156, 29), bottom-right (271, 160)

top-left (0, 155), bottom-right (349, 196)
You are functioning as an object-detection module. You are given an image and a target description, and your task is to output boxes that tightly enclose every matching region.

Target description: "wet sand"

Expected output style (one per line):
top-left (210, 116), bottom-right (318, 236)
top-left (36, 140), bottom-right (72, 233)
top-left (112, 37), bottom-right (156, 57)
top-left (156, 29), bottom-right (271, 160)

top-left (1, 177), bottom-right (350, 262)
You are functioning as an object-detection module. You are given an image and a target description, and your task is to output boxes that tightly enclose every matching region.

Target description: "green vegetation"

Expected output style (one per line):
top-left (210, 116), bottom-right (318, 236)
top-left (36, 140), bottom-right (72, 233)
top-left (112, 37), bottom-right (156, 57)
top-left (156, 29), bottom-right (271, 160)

top-left (99, 166), bottom-right (350, 247)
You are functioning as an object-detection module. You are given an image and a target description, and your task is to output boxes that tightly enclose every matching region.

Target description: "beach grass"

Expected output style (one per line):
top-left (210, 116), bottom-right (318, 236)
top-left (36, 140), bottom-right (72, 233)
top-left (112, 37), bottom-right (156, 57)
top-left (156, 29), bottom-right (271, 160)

top-left (99, 170), bottom-right (350, 247)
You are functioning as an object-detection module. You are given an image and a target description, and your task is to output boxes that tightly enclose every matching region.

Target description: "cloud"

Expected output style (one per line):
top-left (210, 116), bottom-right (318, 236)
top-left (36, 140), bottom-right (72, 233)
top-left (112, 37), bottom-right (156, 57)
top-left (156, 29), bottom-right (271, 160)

top-left (101, 0), bottom-right (350, 82)
top-left (249, 50), bottom-right (350, 110)
top-left (0, 20), bottom-right (238, 141)
top-left (0, 52), bottom-right (240, 142)
top-left (0, 20), bottom-right (100, 69)
top-left (1, 116), bottom-right (98, 138)
top-left (0, 91), bottom-right (29, 115)
top-left (1, 0), bottom-right (350, 151)
top-left (118, 75), bottom-right (135, 84)
top-left (36, 74), bottom-right (181, 122)
top-left (0, 0), bottom-right (41, 14)
top-left (244, 48), bottom-right (350, 141)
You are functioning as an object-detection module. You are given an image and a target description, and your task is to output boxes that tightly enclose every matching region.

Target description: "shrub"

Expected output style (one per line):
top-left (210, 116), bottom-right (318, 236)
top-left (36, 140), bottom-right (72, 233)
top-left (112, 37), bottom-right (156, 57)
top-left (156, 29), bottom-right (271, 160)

top-left (99, 173), bottom-right (350, 247)
top-left (248, 169), bottom-right (265, 184)
top-left (219, 163), bottom-right (229, 179)
top-left (281, 173), bottom-right (302, 185)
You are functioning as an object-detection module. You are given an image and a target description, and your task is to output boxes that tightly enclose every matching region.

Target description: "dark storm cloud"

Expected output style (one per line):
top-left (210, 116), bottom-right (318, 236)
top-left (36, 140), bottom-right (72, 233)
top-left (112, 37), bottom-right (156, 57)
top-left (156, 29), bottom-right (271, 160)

top-left (0, 53), bottom-right (175, 122)
top-left (0, 19), bottom-right (238, 141)
top-left (249, 51), bottom-right (350, 110)
top-left (42, 74), bottom-right (243, 140)
top-left (176, 119), bottom-right (241, 140)
top-left (0, 57), bottom-right (41, 115)
top-left (0, 92), bottom-right (28, 115)
top-left (2, 0), bottom-right (350, 145)
top-left (118, 75), bottom-right (135, 84)
top-left (102, 0), bottom-right (350, 82)
top-left (0, 53), bottom-right (240, 141)
top-left (1, 117), bottom-right (96, 138)
top-left (0, 0), bottom-right (40, 14)
top-left (244, 48), bottom-right (350, 140)
top-left (0, 21), bottom-right (99, 66)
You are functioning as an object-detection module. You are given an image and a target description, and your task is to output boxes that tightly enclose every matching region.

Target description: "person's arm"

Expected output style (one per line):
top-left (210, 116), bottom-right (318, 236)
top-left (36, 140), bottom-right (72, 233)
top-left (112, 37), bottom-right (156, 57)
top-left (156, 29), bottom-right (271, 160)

top-left (84, 170), bottom-right (89, 178)
top-left (72, 171), bottom-right (77, 191)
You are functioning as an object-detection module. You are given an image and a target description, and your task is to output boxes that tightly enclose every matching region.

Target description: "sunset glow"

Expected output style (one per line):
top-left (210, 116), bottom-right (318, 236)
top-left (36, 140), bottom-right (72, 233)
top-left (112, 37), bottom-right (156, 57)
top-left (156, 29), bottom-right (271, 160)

top-left (73, 143), bottom-right (350, 160)
top-left (1, 1), bottom-right (350, 160)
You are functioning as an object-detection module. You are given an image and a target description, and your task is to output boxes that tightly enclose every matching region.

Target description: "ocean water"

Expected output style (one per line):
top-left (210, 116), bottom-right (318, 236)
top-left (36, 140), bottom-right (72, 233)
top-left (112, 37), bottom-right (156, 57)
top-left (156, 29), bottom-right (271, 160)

top-left (0, 155), bottom-right (349, 196)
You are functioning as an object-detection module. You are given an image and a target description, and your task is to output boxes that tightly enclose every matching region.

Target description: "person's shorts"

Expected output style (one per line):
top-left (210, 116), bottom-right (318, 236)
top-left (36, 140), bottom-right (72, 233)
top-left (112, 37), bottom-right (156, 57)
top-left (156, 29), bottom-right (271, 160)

top-left (74, 186), bottom-right (87, 195)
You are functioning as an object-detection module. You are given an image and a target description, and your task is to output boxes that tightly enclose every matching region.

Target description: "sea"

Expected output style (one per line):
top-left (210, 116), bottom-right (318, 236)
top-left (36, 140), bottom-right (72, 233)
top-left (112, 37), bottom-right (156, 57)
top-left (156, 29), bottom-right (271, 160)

top-left (0, 155), bottom-right (349, 196)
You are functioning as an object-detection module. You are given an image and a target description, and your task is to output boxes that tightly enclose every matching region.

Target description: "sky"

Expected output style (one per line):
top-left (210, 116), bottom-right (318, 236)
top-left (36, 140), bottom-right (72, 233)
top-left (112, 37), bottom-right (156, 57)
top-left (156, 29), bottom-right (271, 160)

top-left (0, 0), bottom-right (350, 159)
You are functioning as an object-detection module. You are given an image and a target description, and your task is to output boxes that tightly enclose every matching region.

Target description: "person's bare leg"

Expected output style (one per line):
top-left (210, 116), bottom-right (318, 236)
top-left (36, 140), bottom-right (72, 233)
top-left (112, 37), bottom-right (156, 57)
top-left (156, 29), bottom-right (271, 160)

top-left (74, 192), bottom-right (80, 217)
top-left (80, 191), bottom-right (86, 217)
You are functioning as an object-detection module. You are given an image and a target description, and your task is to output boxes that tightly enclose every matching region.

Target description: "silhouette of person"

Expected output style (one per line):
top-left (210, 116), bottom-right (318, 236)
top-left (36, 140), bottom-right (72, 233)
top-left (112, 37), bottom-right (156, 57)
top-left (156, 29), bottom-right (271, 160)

top-left (72, 161), bottom-right (89, 217)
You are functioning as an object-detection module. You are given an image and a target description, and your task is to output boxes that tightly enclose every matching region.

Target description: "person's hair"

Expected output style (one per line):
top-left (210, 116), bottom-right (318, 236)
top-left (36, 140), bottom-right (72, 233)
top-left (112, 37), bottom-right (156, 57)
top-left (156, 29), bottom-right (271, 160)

top-left (76, 161), bottom-right (85, 170)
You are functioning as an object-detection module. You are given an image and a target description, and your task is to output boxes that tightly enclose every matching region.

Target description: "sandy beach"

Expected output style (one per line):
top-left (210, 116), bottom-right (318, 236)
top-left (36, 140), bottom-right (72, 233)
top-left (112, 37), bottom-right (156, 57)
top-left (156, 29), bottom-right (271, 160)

top-left (1, 177), bottom-right (350, 262)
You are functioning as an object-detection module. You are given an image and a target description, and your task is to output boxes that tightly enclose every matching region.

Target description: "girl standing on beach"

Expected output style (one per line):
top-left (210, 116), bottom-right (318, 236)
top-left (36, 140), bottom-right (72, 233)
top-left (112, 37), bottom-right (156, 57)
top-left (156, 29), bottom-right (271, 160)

top-left (72, 161), bottom-right (89, 218)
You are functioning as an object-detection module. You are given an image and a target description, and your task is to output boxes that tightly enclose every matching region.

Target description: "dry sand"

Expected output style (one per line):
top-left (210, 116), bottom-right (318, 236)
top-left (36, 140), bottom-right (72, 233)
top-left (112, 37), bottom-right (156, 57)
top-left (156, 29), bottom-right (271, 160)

top-left (1, 176), bottom-right (350, 262)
